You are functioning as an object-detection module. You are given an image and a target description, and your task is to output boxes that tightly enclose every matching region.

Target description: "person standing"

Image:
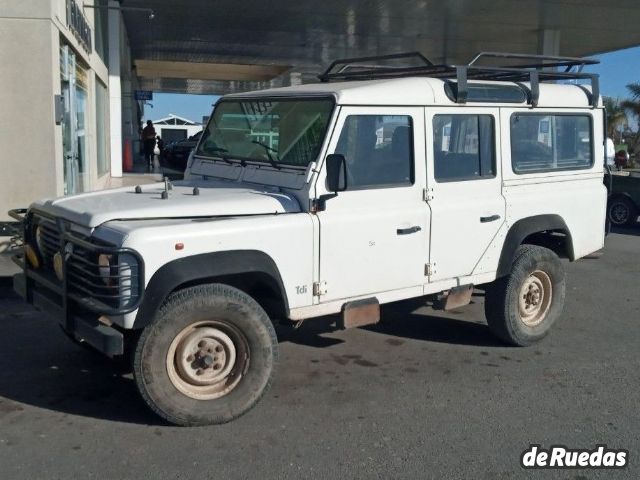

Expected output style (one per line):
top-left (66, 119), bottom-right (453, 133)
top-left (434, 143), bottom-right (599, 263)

top-left (142, 120), bottom-right (157, 169)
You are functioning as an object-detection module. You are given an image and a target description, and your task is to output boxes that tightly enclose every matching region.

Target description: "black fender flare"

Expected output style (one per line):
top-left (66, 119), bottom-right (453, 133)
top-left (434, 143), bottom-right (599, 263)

top-left (133, 250), bottom-right (289, 329)
top-left (496, 214), bottom-right (574, 278)
top-left (607, 191), bottom-right (639, 209)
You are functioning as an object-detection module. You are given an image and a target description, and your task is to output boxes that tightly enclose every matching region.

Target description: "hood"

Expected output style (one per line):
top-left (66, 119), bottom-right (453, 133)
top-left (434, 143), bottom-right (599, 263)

top-left (34, 180), bottom-right (301, 228)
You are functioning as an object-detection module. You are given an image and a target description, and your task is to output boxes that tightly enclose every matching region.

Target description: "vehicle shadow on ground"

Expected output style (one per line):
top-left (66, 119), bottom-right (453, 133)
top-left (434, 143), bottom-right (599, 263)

top-left (279, 296), bottom-right (504, 349)
top-left (610, 224), bottom-right (640, 237)
top-left (0, 290), bottom-right (164, 426)
top-left (0, 289), bottom-right (501, 426)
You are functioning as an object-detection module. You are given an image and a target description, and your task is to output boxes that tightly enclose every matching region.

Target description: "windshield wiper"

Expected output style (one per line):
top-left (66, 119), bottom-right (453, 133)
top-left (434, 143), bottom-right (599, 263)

top-left (251, 140), bottom-right (281, 170)
top-left (205, 146), bottom-right (235, 165)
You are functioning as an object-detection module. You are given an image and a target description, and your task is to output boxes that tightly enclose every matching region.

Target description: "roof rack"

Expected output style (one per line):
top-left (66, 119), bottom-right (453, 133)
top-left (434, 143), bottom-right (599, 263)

top-left (319, 51), bottom-right (601, 108)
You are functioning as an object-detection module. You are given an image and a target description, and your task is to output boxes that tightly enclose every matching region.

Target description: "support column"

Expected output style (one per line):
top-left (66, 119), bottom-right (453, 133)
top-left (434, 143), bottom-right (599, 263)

top-left (107, 0), bottom-right (123, 178)
top-left (538, 29), bottom-right (560, 56)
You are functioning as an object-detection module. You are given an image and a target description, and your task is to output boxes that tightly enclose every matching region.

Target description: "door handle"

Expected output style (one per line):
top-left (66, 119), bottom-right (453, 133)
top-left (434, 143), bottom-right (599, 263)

top-left (397, 226), bottom-right (422, 235)
top-left (480, 214), bottom-right (501, 223)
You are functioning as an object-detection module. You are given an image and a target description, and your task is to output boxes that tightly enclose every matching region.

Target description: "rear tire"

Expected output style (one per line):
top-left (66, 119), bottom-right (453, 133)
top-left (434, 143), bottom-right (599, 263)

top-left (608, 197), bottom-right (638, 227)
top-left (485, 245), bottom-right (565, 346)
top-left (133, 283), bottom-right (277, 426)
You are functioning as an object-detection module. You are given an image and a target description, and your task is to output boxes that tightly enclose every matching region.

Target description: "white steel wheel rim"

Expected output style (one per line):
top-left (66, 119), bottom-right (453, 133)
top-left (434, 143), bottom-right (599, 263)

top-left (166, 321), bottom-right (249, 400)
top-left (518, 270), bottom-right (553, 327)
top-left (610, 203), bottom-right (629, 224)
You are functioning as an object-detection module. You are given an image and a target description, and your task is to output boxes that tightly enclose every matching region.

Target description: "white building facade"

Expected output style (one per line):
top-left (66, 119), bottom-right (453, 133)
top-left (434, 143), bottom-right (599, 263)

top-left (0, 0), bottom-right (140, 222)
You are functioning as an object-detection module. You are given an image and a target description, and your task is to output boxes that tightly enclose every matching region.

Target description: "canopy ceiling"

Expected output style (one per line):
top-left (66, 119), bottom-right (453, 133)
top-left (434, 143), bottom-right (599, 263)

top-left (119, 0), bottom-right (640, 94)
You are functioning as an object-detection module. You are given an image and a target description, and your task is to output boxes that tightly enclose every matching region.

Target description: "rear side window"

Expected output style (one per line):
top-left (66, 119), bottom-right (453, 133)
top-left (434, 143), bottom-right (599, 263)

top-left (333, 115), bottom-right (414, 189)
top-left (433, 114), bottom-right (495, 181)
top-left (510, 114), bottom-right (593, 173)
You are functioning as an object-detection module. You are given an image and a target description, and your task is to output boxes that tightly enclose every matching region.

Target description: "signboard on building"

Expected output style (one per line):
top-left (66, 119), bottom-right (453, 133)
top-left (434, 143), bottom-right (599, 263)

top-left (135, 90), bottom-right (154, 101)
top-left (66, 0), bottom-right (92, 53)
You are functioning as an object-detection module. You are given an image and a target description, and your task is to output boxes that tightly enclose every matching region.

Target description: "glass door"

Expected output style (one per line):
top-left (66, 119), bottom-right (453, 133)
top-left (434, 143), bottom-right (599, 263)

top-left (60, 45), bottom-right (77, 195)
top-left (60, 45), bottom-right (89, 195)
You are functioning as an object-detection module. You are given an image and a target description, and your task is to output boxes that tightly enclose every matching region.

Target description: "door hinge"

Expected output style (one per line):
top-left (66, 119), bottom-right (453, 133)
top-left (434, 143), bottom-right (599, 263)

top-left (425, 262), bottom-right (436, 276)
top-left (313, 281), bottom-right (327, 296)
top-left (423, 188), bottom-right (434, 202)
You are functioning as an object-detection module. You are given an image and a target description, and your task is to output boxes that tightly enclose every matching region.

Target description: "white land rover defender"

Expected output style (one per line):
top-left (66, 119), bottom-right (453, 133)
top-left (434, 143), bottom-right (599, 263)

top-left (10, 52), bottom-right (607, 426)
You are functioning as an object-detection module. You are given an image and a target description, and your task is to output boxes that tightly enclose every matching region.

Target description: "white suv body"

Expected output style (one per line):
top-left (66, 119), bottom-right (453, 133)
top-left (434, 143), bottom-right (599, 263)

top-left (11, 54), bottom-right (607, 425)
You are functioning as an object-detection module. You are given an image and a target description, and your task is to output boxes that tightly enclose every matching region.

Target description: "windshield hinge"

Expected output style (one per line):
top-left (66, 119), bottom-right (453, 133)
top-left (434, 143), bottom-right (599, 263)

top-left (310, 194), bottom-right (337, 213)
top-left (313, 281), bottom-right (327, 296)
top-left (423, 188), bottom-right (434, 202)
top-left (425, 262), bottom-right (436, 277)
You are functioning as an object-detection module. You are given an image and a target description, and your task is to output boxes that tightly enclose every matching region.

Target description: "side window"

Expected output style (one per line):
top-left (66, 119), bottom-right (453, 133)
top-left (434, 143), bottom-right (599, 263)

top-left (510, 114), bottom-right (593, 173)
top-left (432, 114), bottom-right (495, 181)
top-left (333, 115), bottom-right (413, 189)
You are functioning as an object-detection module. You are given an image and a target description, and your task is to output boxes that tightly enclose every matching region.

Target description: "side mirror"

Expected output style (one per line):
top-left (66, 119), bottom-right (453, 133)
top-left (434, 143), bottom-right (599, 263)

top-left (326, 154), bottom-right (347, 192)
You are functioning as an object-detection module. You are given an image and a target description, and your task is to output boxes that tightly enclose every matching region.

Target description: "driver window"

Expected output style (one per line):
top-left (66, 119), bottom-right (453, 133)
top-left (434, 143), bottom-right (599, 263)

top-left (333, 115), bottom-right (414, 189)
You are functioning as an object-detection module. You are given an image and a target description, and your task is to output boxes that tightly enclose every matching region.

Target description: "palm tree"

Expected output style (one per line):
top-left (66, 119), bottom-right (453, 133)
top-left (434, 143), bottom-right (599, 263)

top-left (621, 82), bottom-right (640, 154)
top-left (621, 83), bottom-right (640, 118)
top-left (603, 96), bottom-right (627, 140)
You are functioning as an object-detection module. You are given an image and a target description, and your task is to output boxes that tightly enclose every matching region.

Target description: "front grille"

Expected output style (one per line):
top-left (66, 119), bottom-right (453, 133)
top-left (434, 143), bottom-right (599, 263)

top-left (28, 213), bottom-right (143, 315)
top-left (37, 220), bottom-right (62, 267)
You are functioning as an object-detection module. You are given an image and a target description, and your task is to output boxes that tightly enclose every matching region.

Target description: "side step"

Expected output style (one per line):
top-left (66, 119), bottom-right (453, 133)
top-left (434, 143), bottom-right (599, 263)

top-left (338, 298), bottom-right (380, 329)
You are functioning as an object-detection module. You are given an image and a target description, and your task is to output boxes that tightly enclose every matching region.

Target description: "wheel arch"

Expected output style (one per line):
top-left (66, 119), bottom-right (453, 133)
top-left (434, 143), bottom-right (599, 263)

top-left (133, 250), bottom-right (289, 329)
top-left (608, 192), bottom-right (639, 209)
top-left (496, 215), bottom-right (574, 278)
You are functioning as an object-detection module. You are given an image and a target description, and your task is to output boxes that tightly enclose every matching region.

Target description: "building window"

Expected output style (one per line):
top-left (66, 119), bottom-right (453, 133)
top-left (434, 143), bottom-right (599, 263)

top-left (510, 114), bottom-right (593, 173)
top-left (333, 115), bottom-right (414, 189)
top-left (94, 0), bottom-right (109, 64)
top-left (96, 80), bottom-right (109, 176)
top-left (433, 114), bottom-right (495, 181)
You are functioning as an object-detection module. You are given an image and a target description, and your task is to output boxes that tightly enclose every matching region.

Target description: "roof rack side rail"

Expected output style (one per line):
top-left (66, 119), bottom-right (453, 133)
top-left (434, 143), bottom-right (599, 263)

top-left (468, 51), bottom-right (599, 71)
top-left (318, 51), bottom-right (434, 82)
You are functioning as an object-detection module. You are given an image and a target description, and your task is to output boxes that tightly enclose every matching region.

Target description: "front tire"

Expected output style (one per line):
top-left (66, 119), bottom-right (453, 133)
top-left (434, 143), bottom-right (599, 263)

top-left (484, 245), bottom-right (566, 346)
top-left (133, 284), bottom-right (278, 426)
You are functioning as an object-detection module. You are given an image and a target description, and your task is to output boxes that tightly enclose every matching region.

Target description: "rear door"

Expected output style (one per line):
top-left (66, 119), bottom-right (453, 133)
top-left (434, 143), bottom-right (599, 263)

top-left (426, 107), bottom-right (505, 281)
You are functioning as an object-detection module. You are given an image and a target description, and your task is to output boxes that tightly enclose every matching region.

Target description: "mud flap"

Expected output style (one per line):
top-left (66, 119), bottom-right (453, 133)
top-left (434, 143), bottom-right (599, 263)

top-left (438, 284), bottom-right (473, 311)
top-left (338, 298), bottom-right (380, 329)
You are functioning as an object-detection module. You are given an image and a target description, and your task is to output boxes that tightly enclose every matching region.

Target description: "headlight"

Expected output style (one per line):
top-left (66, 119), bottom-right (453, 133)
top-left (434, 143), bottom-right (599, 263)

top-left (98, 254), bottom-right (114, 285)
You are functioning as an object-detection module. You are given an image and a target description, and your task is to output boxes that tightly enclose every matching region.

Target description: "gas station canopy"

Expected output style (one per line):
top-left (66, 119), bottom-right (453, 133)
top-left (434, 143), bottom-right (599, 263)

top-left (121, 0), bottom-right (640, 94)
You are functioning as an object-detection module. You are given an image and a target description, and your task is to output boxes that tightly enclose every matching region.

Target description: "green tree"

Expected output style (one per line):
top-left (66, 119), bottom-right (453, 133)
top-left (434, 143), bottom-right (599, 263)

top-left (621, 82), bottom-right (640, 153)
top-left (603, 96), bottom-right (627, 140)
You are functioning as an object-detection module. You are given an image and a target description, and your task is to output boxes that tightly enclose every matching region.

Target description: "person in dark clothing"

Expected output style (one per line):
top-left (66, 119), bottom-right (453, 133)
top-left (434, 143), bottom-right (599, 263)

top-left (142, 120), bottom-right (157, 168)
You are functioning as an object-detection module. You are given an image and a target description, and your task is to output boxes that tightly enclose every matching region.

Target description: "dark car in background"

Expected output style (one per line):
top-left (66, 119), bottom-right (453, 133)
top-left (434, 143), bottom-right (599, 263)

top-left (607, 171), bottom-right (640, 226)
top-left (161, 131), bottom-right (202, 171)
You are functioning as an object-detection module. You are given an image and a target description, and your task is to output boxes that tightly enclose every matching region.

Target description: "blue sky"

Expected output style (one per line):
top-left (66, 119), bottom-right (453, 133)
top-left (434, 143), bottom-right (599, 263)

top-left (586, 46), bottom-right (640, 99)
top-left (145, 93), bottom-right (220, 124)
top-left (146, 46), bottom-right (639, 123)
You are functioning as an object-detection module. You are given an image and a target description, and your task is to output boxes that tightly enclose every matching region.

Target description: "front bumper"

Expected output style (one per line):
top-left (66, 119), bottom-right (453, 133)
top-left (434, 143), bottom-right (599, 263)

top-left (9, 208), bottom-right (145, 357)
top-left (13, 272), bottom-right (124, 356)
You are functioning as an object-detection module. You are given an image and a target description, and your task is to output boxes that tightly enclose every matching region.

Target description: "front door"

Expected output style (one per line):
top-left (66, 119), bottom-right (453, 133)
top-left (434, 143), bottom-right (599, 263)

top-left (426, 107), bottom-right (506, 281)
top-left (316, 106), bottom-right (429, 302)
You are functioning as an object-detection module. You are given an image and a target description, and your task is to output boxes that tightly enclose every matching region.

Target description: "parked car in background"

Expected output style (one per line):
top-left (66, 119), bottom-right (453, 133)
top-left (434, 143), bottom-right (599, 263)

top-left (161, 131), bottom-right (202, 171)
top-left (607, 171), bottom-right (640, 226)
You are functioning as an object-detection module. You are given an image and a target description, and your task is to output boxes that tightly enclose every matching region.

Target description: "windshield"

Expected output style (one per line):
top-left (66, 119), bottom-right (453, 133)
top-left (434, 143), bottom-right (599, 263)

top-left (197, 98), bottom-right (334, 167)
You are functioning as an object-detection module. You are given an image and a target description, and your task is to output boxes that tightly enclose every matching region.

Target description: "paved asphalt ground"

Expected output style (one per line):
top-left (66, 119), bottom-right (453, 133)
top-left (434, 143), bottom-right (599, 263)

top-left (0, 230), bottom-right (638, 479)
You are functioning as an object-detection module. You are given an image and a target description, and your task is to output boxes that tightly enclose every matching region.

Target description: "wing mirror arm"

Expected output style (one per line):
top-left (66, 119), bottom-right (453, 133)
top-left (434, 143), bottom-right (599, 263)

top-left (312, 154), bottom-right (347, 212)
